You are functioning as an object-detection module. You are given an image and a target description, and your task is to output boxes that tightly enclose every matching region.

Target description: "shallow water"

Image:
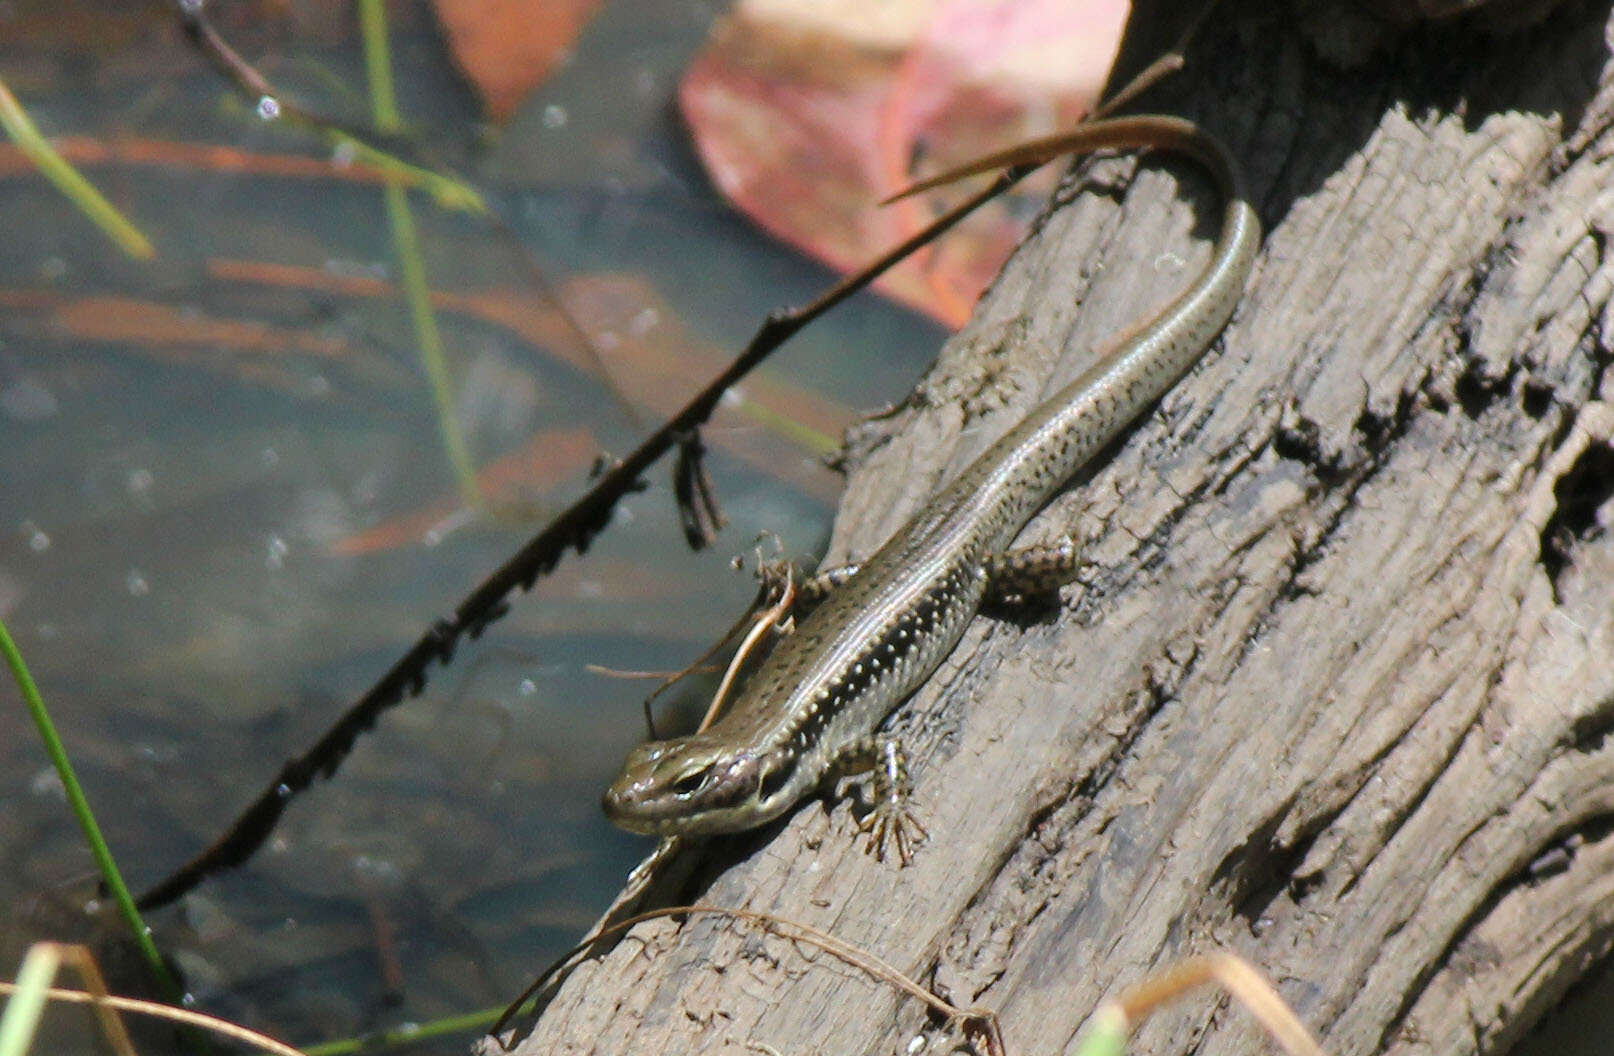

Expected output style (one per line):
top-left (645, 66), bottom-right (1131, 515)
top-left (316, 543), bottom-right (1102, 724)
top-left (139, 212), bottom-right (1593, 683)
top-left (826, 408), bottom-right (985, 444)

top-left (0, 1), bottom-right (943, 1048)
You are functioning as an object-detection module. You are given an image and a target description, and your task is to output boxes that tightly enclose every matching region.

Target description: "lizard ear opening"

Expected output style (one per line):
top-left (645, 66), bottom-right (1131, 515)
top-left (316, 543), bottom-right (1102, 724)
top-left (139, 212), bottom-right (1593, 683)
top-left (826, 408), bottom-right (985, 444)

top-left (759, 760), bottom-right (791, 802)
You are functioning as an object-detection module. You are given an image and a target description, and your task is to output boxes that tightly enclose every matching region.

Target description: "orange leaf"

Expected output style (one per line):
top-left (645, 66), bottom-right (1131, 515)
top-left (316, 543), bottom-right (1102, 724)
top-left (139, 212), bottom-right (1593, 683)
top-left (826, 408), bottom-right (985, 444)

top-left (433, 0), bottom-right (604, 123)
top-left (680, 0), bottom-right (1128, 327)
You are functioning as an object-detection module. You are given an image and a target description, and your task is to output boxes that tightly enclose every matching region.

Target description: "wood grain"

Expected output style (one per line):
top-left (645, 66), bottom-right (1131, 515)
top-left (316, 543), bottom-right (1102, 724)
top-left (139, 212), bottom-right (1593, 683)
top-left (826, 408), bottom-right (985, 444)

top-left (495, 4), bottom-right (1614, 1054)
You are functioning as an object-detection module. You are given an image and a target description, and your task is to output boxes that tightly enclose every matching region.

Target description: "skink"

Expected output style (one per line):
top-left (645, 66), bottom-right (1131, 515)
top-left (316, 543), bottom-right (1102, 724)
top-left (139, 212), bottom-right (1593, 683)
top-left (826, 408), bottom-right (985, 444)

top-left (603, 115), bottom-right (1261, 859)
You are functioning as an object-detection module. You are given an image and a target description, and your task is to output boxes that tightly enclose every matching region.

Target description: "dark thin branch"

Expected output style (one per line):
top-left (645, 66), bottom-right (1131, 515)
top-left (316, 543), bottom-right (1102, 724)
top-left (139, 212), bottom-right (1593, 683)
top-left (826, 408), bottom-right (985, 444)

top-left (142, 0), bottom-right (1203, 912)
top-left (136, 165), bottom-right (1032, 911)
top-left (176, 0), bottom-right (394, 147)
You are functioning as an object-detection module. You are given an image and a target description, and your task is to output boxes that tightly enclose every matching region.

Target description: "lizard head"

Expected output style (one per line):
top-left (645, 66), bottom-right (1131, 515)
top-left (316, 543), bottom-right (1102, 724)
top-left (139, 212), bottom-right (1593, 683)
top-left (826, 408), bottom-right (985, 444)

top-left (602, 734), bottom-right (798, 837)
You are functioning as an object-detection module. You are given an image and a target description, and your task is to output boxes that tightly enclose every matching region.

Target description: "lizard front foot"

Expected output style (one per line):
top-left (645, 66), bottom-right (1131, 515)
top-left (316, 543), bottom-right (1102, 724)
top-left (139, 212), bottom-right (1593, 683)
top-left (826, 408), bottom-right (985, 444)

top-left (855, 738), bottom-right (927, 865)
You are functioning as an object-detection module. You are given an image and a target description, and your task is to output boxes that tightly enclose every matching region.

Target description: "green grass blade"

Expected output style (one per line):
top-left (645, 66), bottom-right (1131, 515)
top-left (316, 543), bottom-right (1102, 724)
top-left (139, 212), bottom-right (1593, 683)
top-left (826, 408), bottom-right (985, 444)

top-left (0, 619), bottom-right (180, 1000)
top-left (1072, 1006), bottom-right (1129, 1056)
top-left (729, 395), bottom-right (839, 457)
top-left (358, 0), bottom-right (399, 133)
top-left (0, 944), bottom-right (59, 1056)
top-left (358, 0), bottom-right (482, 511)
top-left (381, 181), bottom-right (482, 509)
top-left (301, 1005), bottom-right (502, 1056)
top-left (0, 76), bottom-right (155, 259)
top-left (332, 134), bottom-right (485, 214)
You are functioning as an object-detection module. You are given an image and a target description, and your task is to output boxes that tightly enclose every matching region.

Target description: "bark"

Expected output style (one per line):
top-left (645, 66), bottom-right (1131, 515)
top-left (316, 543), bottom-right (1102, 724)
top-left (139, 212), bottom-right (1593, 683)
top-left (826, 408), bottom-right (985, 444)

top-left (498, 4), bottom-right (1614, 1054)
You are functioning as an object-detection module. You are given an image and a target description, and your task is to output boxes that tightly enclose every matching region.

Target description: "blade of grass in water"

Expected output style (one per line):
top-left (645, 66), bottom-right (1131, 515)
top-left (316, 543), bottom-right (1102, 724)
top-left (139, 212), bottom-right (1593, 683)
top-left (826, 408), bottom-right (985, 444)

top-left (358, 0), bottom-right (482, 511)
top-left (0, 75), bottom-right (155, 259)
top-left (728, 394), bottom-right (839, 458)
top-left (0, 618), bottom-right (181, 1001)
top-left (0, 944), bottom-right (56, 1056)
top-left (301, 1005), bottom-right (503, 1056)
top-left (335, 134), bottom-right (485, 214)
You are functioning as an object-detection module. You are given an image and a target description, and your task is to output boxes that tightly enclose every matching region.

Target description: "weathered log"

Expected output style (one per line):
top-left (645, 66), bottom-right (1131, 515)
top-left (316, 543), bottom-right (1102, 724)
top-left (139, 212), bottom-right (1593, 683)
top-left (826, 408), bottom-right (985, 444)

top-left (499, 4), bottom-right (1614, 1054)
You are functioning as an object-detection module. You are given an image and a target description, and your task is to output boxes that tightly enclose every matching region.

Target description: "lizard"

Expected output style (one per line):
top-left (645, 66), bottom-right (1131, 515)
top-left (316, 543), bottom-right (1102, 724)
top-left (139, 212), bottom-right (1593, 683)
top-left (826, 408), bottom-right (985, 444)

top-left (602, 114), bottom-right (1261, 864)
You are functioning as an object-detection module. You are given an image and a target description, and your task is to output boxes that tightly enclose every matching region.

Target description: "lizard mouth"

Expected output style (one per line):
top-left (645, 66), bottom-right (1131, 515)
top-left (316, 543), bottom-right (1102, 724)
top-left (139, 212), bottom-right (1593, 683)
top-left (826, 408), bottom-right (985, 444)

top-left (601, 776), bottom-right (674, 834)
